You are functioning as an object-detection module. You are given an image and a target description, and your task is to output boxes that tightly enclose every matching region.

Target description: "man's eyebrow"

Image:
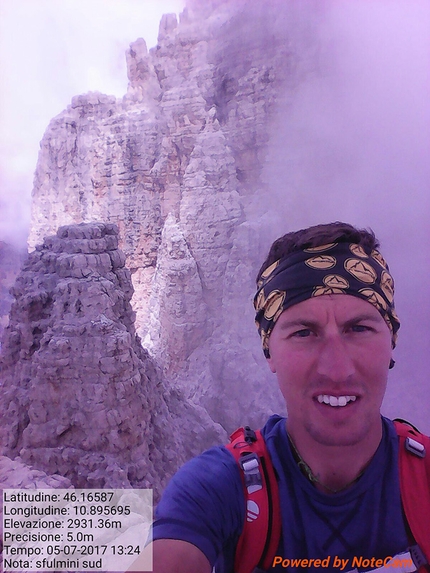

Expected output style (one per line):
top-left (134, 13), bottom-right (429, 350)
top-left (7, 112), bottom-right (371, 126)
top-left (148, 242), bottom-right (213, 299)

top-left (344, 313), bottom-right (384, 324)
top-left (277, 319), bottom-right (319, 330)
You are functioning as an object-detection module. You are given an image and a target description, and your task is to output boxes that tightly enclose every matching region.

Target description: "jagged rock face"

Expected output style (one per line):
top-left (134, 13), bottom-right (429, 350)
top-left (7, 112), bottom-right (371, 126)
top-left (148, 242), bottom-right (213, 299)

top-left (0, 223), bottom-right (225, 495)
top-left (27, 1), bottom-right (322, 430)
top-left (145, 213), bottom-right (207, 374)
top-left (0, 242), bottom-right (26, 340)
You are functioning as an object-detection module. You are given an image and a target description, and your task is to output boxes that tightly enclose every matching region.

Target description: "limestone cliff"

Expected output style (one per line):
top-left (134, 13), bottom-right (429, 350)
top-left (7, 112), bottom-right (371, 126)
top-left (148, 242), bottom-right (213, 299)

top-left (0, 223), bottom-right (225, 495)
top-left (28, 1), bottom-right (323, 431)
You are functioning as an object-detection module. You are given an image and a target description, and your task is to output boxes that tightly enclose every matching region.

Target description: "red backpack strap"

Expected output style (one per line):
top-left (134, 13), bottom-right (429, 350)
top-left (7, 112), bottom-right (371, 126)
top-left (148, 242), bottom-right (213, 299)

top-left (225, 426), bottom-right (281, 573)
top-left (394, 420), bottom-right (430, 568)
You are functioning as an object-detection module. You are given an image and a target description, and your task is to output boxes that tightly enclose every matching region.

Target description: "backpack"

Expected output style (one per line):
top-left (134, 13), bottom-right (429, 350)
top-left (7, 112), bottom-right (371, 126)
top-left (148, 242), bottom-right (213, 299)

top-left (226, 420), bottom-right (430, 573)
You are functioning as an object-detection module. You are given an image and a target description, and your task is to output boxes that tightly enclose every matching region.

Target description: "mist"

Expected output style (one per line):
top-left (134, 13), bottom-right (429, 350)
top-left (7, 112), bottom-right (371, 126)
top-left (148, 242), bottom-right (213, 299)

top-left (0, 0), bottom-right (185, 247)
top-left (262, 0), bottom-right (430, 429)
top-left (1, 0), bottom-right (428, 430)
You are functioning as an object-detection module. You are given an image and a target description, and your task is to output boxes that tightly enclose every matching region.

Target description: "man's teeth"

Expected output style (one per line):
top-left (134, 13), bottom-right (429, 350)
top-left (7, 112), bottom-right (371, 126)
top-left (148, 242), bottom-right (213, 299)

top-left (317, 395), bottom-right (357, 407)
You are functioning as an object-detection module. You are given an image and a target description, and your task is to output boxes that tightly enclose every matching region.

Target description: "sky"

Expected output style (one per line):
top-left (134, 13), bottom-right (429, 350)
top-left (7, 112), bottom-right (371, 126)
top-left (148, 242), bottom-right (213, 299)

top-left (0, 0), bottom-right (185, 245)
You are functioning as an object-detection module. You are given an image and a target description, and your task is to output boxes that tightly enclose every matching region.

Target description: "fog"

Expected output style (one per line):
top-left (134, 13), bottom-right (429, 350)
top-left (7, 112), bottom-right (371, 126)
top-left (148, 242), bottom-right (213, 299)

top-left (262, 0), bottom-right (430, 429)
top-left (0, 0), bottom-right (185, 246)
top-left (1, 0), bottom-right (428, 430)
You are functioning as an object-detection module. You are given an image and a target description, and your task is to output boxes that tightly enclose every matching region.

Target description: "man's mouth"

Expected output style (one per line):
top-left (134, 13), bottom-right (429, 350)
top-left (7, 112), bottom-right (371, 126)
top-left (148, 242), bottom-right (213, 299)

top-left (316, 395), bottom-right (358, 407)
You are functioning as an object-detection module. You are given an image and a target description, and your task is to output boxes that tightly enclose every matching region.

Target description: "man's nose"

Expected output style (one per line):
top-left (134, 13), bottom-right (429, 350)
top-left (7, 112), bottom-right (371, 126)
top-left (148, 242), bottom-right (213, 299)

top-left (316, 334), bottom-right (355, 383)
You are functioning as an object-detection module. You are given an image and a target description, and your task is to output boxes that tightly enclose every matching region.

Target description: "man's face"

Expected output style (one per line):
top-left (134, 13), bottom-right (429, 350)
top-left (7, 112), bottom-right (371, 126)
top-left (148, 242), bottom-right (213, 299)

top-left (267, 294), bottom-right (393, 448)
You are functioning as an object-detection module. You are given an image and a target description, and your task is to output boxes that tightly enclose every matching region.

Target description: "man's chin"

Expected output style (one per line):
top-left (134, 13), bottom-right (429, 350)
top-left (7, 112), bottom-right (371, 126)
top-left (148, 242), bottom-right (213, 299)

top-left (304, 419), bottom-right (374, 448)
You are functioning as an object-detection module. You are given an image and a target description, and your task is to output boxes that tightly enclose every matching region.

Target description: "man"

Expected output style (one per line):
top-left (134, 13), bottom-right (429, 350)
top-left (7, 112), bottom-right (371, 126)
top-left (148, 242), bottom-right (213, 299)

top-left (133, 222), bottom-right (429, 572)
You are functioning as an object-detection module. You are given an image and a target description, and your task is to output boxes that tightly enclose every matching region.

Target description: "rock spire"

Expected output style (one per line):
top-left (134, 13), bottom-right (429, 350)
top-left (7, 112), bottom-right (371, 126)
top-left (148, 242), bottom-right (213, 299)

top-left (0, 223), bottom-right (225, 494)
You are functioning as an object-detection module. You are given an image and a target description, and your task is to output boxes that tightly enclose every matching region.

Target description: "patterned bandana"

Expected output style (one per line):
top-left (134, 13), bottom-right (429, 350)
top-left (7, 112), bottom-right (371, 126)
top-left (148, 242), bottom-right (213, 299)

top-left (254, 242), bottom-right (400, 357)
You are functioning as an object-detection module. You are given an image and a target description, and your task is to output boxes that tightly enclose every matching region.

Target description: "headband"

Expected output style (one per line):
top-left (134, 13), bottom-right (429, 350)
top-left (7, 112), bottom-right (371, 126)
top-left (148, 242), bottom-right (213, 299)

top-left (254, 242), bottom-right (400, 357)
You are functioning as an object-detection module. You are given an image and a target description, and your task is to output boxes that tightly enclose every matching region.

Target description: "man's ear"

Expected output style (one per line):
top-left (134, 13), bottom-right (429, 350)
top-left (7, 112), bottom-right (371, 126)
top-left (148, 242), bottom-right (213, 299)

top-left (266, 355), bottom-right (277, 374)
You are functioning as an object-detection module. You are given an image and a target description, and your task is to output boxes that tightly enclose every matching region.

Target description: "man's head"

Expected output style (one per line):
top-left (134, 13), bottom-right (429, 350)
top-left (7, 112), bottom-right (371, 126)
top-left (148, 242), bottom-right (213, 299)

top-left (254, 222), bottom-right (400, 358)
top-left (254, 222), bottom-right (400, 448)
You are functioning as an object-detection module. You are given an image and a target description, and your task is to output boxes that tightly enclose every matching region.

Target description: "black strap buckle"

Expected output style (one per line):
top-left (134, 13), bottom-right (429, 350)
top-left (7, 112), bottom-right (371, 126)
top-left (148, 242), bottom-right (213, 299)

top-left (244, 426), bottom-right (257, 444)
top-left (410, 544), bottom-right (428, 570)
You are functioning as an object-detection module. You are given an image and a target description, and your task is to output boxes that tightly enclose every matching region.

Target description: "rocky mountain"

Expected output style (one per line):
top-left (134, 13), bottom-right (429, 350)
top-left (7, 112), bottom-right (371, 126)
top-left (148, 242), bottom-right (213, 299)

top-left (28, 0), bottom-right (323, 435)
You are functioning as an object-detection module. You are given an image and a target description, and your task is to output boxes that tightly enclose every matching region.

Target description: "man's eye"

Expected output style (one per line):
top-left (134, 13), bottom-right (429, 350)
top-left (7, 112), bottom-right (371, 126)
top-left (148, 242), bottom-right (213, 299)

top-left (351, 324), bottom-right (371, 333)
top-left (292, 329), bottom-right (312, 338)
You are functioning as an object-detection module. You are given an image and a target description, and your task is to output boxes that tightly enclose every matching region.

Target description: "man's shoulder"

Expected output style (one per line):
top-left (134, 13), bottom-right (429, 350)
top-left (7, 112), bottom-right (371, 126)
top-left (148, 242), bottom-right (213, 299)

top-left (390, 418), bottom-right (430, 561)
top-left (260, 414), bottom-right (287, 441)
top-left (391, 417), bottom-right (430, 437)
top-left (174, 444), bottom-right (242, 484)
top-left (167, 415), bottom-right (287, 492)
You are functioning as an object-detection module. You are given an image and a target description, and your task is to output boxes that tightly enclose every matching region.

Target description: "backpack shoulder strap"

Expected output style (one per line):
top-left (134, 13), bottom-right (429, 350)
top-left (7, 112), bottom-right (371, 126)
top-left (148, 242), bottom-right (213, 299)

top-left (225, 426), bottom-right (281, 573)
top-left (394, 419), bottom-right (430, 565)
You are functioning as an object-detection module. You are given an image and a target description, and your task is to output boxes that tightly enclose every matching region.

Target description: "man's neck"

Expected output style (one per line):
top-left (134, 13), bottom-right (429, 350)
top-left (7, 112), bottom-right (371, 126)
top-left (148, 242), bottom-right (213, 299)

top-left (286, 420), bottom-right (383, 494)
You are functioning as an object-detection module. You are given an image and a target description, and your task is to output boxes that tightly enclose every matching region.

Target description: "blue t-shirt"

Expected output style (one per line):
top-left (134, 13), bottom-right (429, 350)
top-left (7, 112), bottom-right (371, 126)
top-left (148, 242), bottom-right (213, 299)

top-left (152, 416), bottom-right (410, 572)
